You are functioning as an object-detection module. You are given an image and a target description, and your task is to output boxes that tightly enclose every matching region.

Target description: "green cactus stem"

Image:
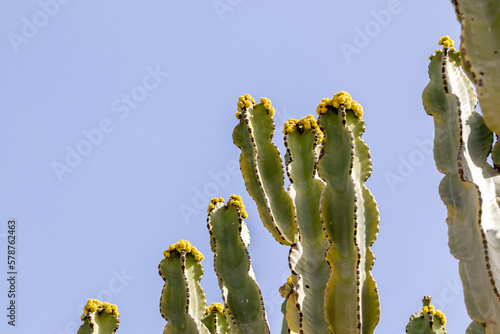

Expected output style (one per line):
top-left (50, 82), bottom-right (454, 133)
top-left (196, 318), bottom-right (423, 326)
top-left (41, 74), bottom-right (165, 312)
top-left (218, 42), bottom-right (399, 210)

top-left (207, 195), bottom-right (270, 333)
top-left (450, 0), bottom-right (500, 135)
top-left (423, 37), bottom-right (500, 332)
top-left (158, 240), bottom-right (209, 333)
top-left (316, 91), bottom-right (380, 334)
top-left (283, 115), bottom-right (330, 333)
top-left (466, 321), bottom-right (487, 334)
top-left (77, 299), bottom-right (119, 334)
top-left (232, 95), bottom-right (298, 246)
top-left (406, 296), bottom-right (447, 334)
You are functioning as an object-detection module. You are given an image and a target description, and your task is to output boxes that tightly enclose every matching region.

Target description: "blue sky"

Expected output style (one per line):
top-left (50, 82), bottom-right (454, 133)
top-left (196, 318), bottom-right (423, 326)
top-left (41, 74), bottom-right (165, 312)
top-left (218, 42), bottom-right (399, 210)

top-left (0, 1), bottom-right (470, 333)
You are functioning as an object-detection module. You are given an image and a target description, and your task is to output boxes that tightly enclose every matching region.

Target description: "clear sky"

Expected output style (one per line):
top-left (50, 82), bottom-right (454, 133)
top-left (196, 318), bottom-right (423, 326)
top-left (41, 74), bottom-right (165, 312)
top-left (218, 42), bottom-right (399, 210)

top-left (0, 1), bottom-right (471, 333)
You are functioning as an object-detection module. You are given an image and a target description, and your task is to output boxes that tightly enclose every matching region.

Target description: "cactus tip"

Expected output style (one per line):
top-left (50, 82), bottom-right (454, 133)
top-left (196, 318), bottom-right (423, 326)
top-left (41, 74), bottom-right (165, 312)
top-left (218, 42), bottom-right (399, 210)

top-left (236, 94), bottom-right (256, 119)
top-left (228, 194), bottom-right (248, 219)
top-left (206, 302), bottom-right (225, 314)
top-left (260, 97), bottom-right (276, 117)
top-left (81, 299), bottom-right (119, 321)
top-left (208, 197), bottom-right (225, 213)
top-left (438, 35), bottom-right (454, 50)
top-left (283, 115), bottom-right (324, 143)
top-left (163, 239), bottom-right (204, 262)
top-left (420, 296), bottom-right (446, 326)
top-left (316, 91), bottom-right (363, 118)
top-left (430, 36), bottom-right (458, 59)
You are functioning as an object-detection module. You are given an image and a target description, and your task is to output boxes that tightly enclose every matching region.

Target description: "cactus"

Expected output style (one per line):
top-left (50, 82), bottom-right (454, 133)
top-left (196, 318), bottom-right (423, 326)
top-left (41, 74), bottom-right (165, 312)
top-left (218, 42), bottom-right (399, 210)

top-left (232, 92), bottom-right (380, 333)
top-left (451, 0), bottom-right (500, 135)
top-left (406, 296), bottom-right (447, 334)
top-left (202, 303), bottom-right (230, 334)
top-left (70, 3), bottom-right (500, 331)
top-left (207, 195), bottom-right (270, 333)
top-left (423, 36), bottom-right (500, 332)
top-left (158, 240), bottom-right (210, 333)
top-left (77, 299), bottom-right (119, 334)
top-left (154, 92), bottom-right (380, 333)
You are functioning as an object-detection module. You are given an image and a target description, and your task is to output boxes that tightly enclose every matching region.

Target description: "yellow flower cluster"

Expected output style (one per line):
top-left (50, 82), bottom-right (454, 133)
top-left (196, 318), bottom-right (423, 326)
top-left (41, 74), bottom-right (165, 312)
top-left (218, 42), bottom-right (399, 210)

top-left (350, 101), bottom-right (363, 119)
top-left (438, 35), bottom-right (454, 50)
top-left (282, 115), bottom-right (324, 143)
top-left (283, 119), bottom-right (298, 134)
top-left (207, 197), bottom-right (224, 214)
top-left (316, 91), bottom-right (363, 119)
top-left (236, 94), bottom-right (255, 119)
top-left (260, 97), bottom-right (275, 117)
top-left (163, 239), bottom-right (204, 262)
top-left (206, 302), bottom-right (224, 314)
top-left (228, 194), bottom-right (248, 219)
top-left (429, 36), bottom-right (458, 60)
top-left (80, 299), bottom-right (119, 321)
top-left (332, 91), bottom-right (353, 109)
top-left (421, 304), bottom-right (447, 326)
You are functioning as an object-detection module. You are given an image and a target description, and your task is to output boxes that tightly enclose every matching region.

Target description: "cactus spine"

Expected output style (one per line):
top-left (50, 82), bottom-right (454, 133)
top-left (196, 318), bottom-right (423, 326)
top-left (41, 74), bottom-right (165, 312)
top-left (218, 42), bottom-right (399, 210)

top-left (423, 36), bottom-right (500, 332)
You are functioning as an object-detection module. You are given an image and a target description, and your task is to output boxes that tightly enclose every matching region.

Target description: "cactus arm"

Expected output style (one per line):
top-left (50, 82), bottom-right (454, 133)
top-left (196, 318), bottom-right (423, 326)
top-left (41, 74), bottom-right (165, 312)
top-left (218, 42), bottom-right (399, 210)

top-left (423, 40), bottom-right (500, 332)
top-left (202, 303), bottom-right (230, 334)
top-left (158, 241), bottom-right (209, 334)
top-left (279, 300), bottom-right (291, 334)
top-left (77, 299), bottom-right (119, 334)
top-left (283, 116), bottom-right (330, 333)
top-left (466, 322), bottom-right (487, 334)
top-left (347, 111), bottom-right (380, 334)
top-left (316, 92), bottom-right (380, 334)
top-left (451, 1), bottom-right (500, 134)
top-left (232, 95), bottom-right (298, 245)
top-left (278, 275), bottom-right (301, 333)
top-left (207, 196), bottom-right (270, 334)
top-left (405, 297), bottom-right (447, 334)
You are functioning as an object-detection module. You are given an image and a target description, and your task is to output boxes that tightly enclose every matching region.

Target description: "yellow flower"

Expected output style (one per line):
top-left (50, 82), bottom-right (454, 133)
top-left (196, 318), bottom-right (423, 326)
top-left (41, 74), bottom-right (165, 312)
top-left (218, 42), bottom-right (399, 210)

top-left (435, 310), bottom-right (447, 326)
top-left (228, 194), bottom-right (248, 219)
top-left (332, 91), bottom-right (353, 109)
top-left (235, 94), bottom-right (255, 119)
top-left (260, 97), bottom-right (275, 117)
top-left (208, 197), bottom-right (224, 213)
top-left (283, 119), bottom-right (298, 135)
top-left (438, 36), bottom-right (454, 50)
top-left (81, 299), bottom-right (119, 319)
top-left (207, 302), bottom-right (224, 314)
top-left (164, 240), bottom-right (204, 262)
top-left (283, 116), bottom-right (323, 143)
top-left (351, 101), bottom-right (363, 119)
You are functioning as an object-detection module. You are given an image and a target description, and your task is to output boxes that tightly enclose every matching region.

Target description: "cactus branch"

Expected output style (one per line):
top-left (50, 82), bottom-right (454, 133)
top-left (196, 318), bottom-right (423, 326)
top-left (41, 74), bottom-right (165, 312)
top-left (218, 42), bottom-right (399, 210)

top-left (423, 38), bottom-right (500, 332)
top-left (207, 196), bottom-right (270, 333)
